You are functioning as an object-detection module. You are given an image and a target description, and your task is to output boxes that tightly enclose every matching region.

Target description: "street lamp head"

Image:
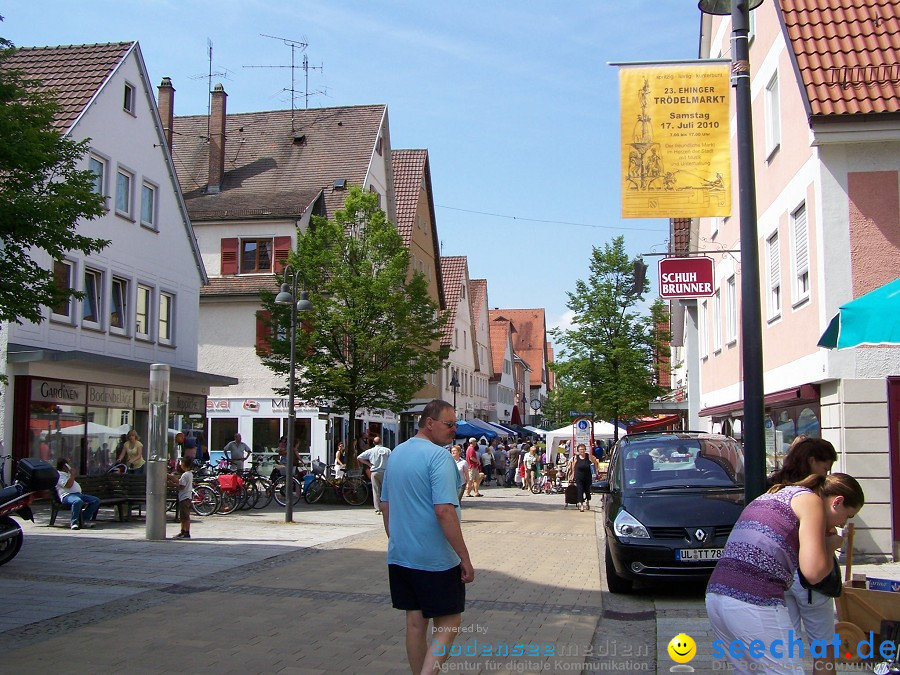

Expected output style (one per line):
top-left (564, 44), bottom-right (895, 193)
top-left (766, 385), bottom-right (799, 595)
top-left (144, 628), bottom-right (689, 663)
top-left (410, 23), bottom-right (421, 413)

top-left (296, 290), bottom-right (313, 313)
top-left (449, 371), bottom-right (460, 389)
top-left (275, 283), bottom-right (294, 305)
top-left (698, 0), bottom-right (764, 15)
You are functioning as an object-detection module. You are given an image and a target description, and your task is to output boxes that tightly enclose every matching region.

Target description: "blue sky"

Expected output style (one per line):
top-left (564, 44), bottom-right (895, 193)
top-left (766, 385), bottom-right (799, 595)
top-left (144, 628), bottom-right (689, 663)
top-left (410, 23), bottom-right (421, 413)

top-left (3, 1), bottom-right (700, 351)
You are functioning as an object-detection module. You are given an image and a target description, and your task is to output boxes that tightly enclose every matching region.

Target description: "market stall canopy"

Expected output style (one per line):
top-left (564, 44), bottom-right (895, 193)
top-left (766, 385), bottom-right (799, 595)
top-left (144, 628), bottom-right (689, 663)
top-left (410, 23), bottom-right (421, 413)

top-left (818, 278), bottom-right (900, 349)
top-left (466, 417), bottom-right (509, 438)
top-left (455, 421), bottom-right (497, 441)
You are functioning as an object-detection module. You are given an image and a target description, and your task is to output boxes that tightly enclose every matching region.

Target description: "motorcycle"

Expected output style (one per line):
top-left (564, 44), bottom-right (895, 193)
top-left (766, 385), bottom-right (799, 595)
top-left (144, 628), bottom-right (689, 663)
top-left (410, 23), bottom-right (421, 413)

top-left (0, 457), bottom-right (58, 566)
top-left (0, 483), bottom-right (36, 566)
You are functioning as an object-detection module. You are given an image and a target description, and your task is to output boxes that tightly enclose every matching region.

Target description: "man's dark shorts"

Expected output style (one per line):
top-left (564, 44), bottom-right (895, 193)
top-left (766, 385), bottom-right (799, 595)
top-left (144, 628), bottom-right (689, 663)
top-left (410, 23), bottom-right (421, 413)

top-left (178, 498), bottom-right (191, 524)
top-left (389, 564), bottom-right (465, 618)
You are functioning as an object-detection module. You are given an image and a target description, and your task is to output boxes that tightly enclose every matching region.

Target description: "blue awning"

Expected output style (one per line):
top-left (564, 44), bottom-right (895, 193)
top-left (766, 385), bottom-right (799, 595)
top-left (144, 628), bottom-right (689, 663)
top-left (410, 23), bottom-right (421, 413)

top-left (455, 421), bottom-right (497, 440)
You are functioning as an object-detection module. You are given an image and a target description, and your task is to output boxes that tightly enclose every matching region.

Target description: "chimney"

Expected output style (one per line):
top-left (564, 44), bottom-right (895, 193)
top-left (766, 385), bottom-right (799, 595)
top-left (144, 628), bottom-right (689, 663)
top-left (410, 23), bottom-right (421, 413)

top-left (157, 77), bottom-right (175, 152)
top-left (208, 83), bottom-right (227, 193)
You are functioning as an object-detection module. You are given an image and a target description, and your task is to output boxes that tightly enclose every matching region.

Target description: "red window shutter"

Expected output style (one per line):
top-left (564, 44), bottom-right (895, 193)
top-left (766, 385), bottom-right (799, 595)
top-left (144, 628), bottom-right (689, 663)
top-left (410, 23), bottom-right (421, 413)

top-left (274, 236), bottom-right (291, 273)
top-left (256, 310), bottom-right (271, 354)
top-left (221, 238), bottom-right (239, 275)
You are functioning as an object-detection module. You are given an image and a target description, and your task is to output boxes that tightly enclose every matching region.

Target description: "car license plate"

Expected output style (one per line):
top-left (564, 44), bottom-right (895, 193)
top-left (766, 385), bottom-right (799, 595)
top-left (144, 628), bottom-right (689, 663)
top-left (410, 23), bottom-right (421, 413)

top-left (676, 548), bottom-right (723, 562)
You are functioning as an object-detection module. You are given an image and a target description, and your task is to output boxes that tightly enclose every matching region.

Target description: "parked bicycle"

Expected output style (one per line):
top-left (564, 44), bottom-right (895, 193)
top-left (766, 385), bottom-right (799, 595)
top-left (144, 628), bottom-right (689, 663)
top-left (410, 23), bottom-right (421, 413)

top-left (304, 461), bottom-right (369, 506)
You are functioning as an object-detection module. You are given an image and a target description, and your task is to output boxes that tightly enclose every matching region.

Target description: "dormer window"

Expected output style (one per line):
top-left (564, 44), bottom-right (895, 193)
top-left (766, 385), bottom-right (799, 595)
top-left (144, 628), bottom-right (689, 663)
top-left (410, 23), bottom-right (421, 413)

top-left (241, 239), bottom-right (273, 274)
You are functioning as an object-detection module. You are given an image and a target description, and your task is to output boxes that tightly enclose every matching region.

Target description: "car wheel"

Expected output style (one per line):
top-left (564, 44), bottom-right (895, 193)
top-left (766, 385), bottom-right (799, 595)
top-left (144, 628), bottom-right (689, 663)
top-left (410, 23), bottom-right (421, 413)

top-left (605, 543), bottom-right (633, 594)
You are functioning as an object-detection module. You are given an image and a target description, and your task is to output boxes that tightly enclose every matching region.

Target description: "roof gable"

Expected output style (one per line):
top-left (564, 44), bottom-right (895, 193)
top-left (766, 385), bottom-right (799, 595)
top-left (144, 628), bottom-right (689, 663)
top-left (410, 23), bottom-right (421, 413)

top-left (488, 316), bottom-right (513, 380)
top-left (779, 0), bottom-right (900, 117)
top-left (489, 308), bottom-right (548, 385)
top-left (3, 42), bottom-right (134, 132)
top-left (172, 104), bottom-right (387, 220)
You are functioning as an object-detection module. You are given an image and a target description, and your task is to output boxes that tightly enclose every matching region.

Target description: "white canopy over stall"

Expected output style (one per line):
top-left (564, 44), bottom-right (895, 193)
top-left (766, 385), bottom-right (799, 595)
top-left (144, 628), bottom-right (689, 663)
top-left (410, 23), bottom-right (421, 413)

top-left (544, 421), bottom-right (625, 462)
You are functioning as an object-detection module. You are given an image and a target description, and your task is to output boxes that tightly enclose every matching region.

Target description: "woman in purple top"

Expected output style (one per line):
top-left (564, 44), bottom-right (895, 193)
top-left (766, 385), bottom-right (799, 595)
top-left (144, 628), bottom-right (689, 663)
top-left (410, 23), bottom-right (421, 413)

top-left (706, 473), bottom-right (864, 673)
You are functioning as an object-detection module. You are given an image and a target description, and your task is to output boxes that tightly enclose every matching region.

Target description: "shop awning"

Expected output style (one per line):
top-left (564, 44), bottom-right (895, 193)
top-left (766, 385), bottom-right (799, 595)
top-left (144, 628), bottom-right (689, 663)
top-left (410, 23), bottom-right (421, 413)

top-left (7, 345), bottom-right (238, 387)
top-left (699, 384), bottom-right (819, 418)
top-left (626, 415), bottom-right (681, 433)
top-left (818, 277), bottom-right (900, 349)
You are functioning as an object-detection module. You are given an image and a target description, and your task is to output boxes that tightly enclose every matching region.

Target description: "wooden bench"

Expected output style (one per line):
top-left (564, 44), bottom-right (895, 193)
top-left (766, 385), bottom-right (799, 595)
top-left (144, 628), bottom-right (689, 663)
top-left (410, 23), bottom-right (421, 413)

top-left (49, 474), bottom-right (129, 526)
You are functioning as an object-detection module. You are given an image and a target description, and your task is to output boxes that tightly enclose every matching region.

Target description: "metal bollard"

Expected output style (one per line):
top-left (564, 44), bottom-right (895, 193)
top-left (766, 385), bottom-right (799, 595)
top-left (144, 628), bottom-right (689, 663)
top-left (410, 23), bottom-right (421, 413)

top-left (145, 460), bottom-right (167, 540)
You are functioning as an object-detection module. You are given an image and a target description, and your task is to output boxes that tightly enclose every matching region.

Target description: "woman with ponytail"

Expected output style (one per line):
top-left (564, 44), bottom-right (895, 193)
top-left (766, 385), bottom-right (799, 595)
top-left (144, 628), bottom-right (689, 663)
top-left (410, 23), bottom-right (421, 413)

top-left (706, 470), bottom-right (864, 673)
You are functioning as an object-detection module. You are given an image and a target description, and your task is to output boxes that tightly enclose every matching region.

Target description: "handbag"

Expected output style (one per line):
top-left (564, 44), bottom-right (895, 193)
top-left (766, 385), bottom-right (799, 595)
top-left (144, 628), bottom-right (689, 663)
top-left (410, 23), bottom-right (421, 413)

top-left (798, 554), bottom-right (842, 599)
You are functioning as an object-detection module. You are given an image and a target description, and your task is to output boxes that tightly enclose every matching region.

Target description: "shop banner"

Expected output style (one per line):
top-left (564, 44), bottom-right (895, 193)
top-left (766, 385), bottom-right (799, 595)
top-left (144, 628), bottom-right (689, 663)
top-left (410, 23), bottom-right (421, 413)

top-left (620, 61), bottom-right (731, 218)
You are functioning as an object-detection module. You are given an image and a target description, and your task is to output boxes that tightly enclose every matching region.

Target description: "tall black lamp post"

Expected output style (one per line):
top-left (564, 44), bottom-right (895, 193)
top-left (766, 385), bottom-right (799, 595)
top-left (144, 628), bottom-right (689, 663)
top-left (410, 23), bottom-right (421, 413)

top-left (449, 370), bottom-right (460, 415)
top-left (274, 265), bottom-right (313, 523)
top-left (698, 0), bottom-right (767, 503)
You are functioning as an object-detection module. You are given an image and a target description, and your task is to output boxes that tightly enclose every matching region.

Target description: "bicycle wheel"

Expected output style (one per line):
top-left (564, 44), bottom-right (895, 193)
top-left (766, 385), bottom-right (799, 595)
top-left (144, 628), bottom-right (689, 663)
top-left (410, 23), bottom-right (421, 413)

top-left (531, 481), bottom-right (542, 494)
top-left (192, 484), bottom-right (220, 516)
top-left (304, 477), bottom-right (328, 504)
top-left (273, 476), bottom-right (302, 507)
top-left (341, 478), bottom-right (369, 506)
top-left (239, 480), bottom-right (257, 510)
top-left (218, 489), bottom-right (241, 514)
top-left (251, 477), bottom-right (273, 509)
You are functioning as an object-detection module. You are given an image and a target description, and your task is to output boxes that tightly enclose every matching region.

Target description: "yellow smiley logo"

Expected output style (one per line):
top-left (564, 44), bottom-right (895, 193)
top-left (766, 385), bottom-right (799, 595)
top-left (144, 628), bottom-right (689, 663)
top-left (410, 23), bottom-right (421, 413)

top-left (667, 633), bottom-right (696, 663)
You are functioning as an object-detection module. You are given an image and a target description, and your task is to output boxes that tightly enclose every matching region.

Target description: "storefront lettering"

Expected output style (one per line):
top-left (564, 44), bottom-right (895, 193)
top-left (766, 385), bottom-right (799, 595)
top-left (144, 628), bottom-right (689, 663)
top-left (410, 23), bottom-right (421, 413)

top-left (172, 394), bottom-right (205, 414)
top-left (207, 399), bottom-right (231, 412)
top-left (88, 386), bottom-right (134, 408)
top-left (33, 380), bottom-right (86, 404)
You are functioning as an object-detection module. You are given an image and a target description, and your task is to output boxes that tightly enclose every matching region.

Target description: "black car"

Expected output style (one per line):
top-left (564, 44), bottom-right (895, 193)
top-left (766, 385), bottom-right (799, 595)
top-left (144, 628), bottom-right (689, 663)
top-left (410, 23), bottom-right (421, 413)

top-left (594, 431), bottom-right (745, 593)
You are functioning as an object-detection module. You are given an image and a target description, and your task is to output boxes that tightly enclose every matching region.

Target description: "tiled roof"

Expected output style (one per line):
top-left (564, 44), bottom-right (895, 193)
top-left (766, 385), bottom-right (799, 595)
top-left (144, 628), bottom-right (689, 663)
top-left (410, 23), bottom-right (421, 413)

top-left (488, 316), bottom-right (512, 381)
top-left (392, 149), bottom-right (427, 245)
top-left (780, 0), bottom-right (900, 117)
top-left (201, 275), bottom-right (279, 297)
top-left (440, 256), bottom-right (468, 348)
top-left (546, 342), bottom-right (555, 390)
top-left (470, 279), bottom-right (487, 327)
top-left (489, 309), bottom-right (547, 385)
top-left (671, 217), bottom-right (692, 255)
top-left (172, 104), bottom-right (386, 220)
top-left (3, 42), bottom-right (134, 131)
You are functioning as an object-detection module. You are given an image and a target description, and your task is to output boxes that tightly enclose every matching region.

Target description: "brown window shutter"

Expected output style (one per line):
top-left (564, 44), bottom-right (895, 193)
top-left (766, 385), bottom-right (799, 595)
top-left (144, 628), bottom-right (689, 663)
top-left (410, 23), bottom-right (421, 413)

top-left (274, 236), bottom-right (292, 273)
top-left (221, 238), bottom-right (239, 275)
top-left (256, 310), bottom-right (272, 354)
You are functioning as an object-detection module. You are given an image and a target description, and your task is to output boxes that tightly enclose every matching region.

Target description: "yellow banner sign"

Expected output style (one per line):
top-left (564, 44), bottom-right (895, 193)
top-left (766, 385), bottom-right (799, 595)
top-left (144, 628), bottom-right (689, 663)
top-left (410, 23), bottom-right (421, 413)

top-left (620, 62), bottom-right (731, 218)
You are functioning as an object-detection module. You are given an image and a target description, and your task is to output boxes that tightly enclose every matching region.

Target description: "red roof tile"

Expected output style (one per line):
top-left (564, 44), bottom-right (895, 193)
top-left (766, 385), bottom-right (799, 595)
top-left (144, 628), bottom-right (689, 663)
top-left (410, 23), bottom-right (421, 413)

top-left (440, 256), bottom-right (468, 348)
top-left (469, 279), bottom-right (487, 326)
top-left (780, 0), bottom-right (900, 117)
top-left (200, 275), bottom-right (279, 297)
top-left (3, 42), bottom-right (134, 131)
top-left (172, 104), bottom-right (386, 220)
top-left (488, 316), bottom-right (512, 381)
top-left (489, 308), bottom-right (548, 385)
top-left (392, 149), bottom-right (427, 245)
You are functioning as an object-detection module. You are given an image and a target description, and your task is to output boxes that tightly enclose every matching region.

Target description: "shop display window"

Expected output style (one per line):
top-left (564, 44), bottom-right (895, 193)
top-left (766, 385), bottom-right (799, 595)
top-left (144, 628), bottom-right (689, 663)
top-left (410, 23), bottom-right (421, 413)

top-left (27, 403), bottom-right (86, 473)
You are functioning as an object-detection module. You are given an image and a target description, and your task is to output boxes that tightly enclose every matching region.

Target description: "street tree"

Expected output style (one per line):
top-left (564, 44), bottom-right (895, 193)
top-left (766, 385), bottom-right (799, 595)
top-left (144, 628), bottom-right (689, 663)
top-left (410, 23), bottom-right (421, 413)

top-left (551, 235), bottom-right (670, 440)
top-left (542, 376), bottom-right (590, 430)
top-left (260, 187), bottom-right (447, 462)
top-left (0, 36), bottom-right (108, 327)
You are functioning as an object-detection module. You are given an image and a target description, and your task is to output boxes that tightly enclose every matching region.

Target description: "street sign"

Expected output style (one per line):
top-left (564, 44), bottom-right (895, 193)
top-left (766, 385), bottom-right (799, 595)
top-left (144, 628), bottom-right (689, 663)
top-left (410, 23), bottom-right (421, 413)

top-left (658, 256), bottom-right (715, 299)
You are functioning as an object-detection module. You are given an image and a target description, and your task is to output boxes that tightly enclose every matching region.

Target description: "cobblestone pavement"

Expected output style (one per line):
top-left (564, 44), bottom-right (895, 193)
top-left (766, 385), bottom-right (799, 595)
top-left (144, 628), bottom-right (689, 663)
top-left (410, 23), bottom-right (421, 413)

top-left (2, 483), bottom-right (897, 673)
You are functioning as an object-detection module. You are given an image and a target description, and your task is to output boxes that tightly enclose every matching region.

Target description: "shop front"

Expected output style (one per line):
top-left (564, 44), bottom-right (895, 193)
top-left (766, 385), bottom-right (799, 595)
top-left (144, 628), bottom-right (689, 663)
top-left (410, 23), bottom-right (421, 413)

top-left (206, 398), bottom-right (399, 472)
top-left (12, 376), bottom-right (208, 475)
top-left (699, 384), bottom-right (821, 474)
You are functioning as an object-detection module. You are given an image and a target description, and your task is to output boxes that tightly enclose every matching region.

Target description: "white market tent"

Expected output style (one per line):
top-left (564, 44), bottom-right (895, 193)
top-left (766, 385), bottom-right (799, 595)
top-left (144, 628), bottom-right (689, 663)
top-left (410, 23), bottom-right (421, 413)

top-left (544, 421), bottom-right (625, 462)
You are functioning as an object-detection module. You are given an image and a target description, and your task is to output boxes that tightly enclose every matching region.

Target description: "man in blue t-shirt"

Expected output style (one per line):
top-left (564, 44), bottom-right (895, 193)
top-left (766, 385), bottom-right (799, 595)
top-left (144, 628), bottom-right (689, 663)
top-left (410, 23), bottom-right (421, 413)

top-left (380, 399), bottom-right (474, 674)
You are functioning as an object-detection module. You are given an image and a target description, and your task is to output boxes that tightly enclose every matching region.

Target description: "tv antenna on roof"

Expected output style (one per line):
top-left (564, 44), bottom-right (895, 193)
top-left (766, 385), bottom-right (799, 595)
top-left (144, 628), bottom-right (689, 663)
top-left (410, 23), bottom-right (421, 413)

top-left (189, 39), bottom-right (232, 140)
top-left (244, 34), bottom-right (324, 132)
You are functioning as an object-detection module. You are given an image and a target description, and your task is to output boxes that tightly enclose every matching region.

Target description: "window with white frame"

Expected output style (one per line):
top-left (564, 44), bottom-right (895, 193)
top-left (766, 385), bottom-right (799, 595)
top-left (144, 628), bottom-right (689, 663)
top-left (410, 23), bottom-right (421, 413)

top-left (158, 292), bottom-right (174, 345)
top-left (767, 232), bottom-right (782, 319)
top-left (791, 203), bottom-right (810, 304)
top-left (110, 277), bottom-right (128, 332)
top-left (699, 300), bottom-right (709, 359)
top-left (116, 168), bottom-right (133, 217)
top-left (51, 260), bottom-right (74, 321)
top-left (135, 284), bottom-right (152, 339)
top-left (141, 182), bottom-right (157, 229)
top-left (82, 268), bottom-right (103, 327)
top-left (726, 275), bottom-right (737, 343)
top-left (765, 72), bottom-right (781, 157)
top-left (123, 82), bottom-right (135, 114)
top-left (713, 289), bottom-right (722, 353)
top-left (88, 155), bottom-right (106, 198)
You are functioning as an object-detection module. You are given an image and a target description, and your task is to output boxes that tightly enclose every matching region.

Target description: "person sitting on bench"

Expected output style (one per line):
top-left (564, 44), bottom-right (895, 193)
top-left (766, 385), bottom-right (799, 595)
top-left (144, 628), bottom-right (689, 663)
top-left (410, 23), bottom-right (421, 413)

top-left (55, 459), bottom-right (101, 530)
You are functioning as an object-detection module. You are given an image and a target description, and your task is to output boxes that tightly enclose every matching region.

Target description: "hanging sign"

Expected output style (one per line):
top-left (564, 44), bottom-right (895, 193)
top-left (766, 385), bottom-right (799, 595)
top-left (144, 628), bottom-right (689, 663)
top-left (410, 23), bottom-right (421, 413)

top-left (619, 61), bottom-right (731, 218)
top-left (658, 256), bottom-right (715, 299)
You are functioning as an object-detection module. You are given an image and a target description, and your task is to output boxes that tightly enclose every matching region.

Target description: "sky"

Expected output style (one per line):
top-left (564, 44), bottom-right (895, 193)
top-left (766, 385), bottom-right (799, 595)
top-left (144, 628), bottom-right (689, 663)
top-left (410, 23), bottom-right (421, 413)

top-left (3, 1), bottom-right (701, 354)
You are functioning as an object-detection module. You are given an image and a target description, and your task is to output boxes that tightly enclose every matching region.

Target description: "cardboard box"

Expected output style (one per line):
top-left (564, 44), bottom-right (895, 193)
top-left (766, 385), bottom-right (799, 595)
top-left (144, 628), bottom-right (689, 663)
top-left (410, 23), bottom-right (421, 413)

top-left (867, 577), bottom-right (900, 592)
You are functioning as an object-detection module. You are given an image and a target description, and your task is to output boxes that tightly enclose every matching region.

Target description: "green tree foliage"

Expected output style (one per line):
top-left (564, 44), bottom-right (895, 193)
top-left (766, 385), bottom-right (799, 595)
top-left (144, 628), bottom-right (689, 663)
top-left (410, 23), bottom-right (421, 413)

top-left (550, 235), bottom-right (670, 439)
top-left (260, 187), bottom-right (447, 459)
top-left (542, 376), bottom-right (591, 430)
top-left (0, 37), bottom-right (108, 325)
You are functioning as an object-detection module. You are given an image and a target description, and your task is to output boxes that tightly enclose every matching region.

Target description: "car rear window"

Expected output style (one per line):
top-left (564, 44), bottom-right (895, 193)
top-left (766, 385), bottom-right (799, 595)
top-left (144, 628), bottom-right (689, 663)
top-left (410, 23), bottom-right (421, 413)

top-left (619, 438), bottom-right (744, 489)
